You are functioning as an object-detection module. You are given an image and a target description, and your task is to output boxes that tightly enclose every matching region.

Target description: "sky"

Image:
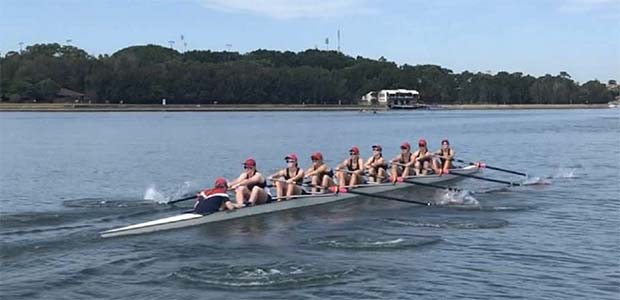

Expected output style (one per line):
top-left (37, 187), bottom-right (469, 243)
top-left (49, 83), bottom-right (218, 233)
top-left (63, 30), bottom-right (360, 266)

top-left (1, 0), bottom-right (618, 82)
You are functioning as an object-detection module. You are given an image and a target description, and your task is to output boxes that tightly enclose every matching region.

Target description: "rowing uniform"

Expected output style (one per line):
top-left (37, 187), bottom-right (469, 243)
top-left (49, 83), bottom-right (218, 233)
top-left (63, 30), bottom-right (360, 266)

top-left (245, 172), bottom-right (272, 203)
top-left (194, 188), bottom-right (230, 215)
top-left (436, 148), bottom-right (453, 167)
top-left (283, 167), bottom-right (303, 185)
top-left (313, 164), bottom-right (334, 182)
top-left (368, 155), bottom-right (387, 171)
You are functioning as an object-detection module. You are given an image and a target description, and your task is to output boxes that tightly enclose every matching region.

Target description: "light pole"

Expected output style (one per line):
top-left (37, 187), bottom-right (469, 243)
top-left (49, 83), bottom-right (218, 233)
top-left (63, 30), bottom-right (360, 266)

top-left (168, 40), bottom-right (175, 49)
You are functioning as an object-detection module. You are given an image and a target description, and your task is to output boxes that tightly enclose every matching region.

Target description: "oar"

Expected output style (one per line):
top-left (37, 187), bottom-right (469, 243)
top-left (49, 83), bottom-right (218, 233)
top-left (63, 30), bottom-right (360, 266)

top-left (400, 179), bottom-right (463, 192)
top-left (338, 188), bottom-right (432, 206)
top-left (167, 194), bottom-right (198, 205)
top-left (448, 171), bottom-right (522, 186)
top-left (451, 158), bottom-right (528, 177)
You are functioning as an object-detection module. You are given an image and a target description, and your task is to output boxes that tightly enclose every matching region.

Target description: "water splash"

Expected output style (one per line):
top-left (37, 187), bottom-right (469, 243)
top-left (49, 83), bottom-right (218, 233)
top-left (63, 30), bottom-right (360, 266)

top-left (436, 190), bottom-right (479, 206)
top-left (311, 235), bottom-right (440, 250)
top-left (170, 262), bottom-right (356, 288)
top-left (551, 168), bottom-right (579, 179)
top-left (523, 176), bottom-right (552, 186)
top-left (143, 185), bottom-right (167, 203)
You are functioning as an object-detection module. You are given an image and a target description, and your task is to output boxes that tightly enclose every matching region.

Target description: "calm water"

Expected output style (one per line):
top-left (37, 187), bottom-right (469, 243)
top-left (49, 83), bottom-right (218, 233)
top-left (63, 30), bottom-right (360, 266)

top-left (1, 109), bottom-right (619, 299)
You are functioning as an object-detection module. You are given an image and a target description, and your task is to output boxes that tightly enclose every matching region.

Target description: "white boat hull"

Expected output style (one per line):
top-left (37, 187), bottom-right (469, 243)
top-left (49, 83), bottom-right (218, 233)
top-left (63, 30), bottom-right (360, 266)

top-left (100, 166), bottom-right (479, 238)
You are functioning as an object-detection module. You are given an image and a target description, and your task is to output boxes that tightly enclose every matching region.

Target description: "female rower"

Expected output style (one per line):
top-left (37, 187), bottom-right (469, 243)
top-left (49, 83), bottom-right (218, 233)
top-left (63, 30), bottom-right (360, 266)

top-left (412, 139), bottom-right (433, 175)
top-left (193, 177), bottom-right (236, 214)
top-left (228, 158), bottom-right (272, 207)
top-left (269, 154), bottom-right (305, 200)
top-left (335, 146), bottom-right (366, 189)
top-left (304, 152), bottom-right (335, 193)
top-left (365, 144), bottom-right (387, 183)
top-left (390, 142), bottom-right (415, 182)
top-left (432, 139), bottom-right (455, 175)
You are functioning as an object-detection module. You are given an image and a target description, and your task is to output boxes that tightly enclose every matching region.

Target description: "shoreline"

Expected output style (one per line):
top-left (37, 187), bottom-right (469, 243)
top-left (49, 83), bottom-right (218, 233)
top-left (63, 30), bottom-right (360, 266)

top-left (0, 103), bottom-right (610, 112)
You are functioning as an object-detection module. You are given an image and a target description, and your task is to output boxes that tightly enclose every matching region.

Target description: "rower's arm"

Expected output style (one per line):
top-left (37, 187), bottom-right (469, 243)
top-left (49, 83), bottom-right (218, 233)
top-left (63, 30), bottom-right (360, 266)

top-left (228, 174), bottom-right (245, 189)
top-left (355, 158), bottom-right (365, 175)
top-left (364, 157), bottom-right (374, 169)
top-left (245, 173), bottom-right (263, 186)
top-left (291, 169), bottom-right (305, 182)
top-left (335, 159), bottom-right (347, 171)
top-left (268, 170), bottom-right (284, 181)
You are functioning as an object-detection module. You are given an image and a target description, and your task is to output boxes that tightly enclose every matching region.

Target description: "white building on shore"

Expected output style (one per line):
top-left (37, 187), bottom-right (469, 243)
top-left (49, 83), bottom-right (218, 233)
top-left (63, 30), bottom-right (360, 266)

top-left (359, 89), bottom-right (421, 109)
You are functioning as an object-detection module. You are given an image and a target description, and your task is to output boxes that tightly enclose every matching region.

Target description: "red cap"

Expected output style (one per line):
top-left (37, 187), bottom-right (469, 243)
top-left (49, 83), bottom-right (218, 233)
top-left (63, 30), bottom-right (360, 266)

top-left (401, 142), bottom-right (411, 149)
top-left (441, 139), bottom-right (450, 145)
top-left (418, 139), bottom-right (427, 147)
top-left (285, 153), bottom-right (298, 161)
top-left (214, 177), bottom-right (228, 188)
top-left (310, 152), bottom-right (323, 161)
top-left (349, 146), bottom-right (359, 155)
top-left (243, 158), bottom-right (256, 167)
top-left (372, 144), bottom-right (382, 151)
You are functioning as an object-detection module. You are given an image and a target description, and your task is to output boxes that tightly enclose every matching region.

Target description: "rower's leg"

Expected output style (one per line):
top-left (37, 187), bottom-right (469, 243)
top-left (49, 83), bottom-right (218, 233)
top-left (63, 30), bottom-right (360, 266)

top-left (402, 166), bottom-right (410, 178)
top-left (367, 168), bottom-right (377, 183)
top-left (421, 161), bottom-right (430, 175)
top-left (432, 159), bottom-right (441, 175)
top-left (250, 187), bottom-right (269, 205)
top-left (311, 176), bottom-right (320, 193)
top-left (291, 185), bottom-right (302, 196)
top-left (377, 168), bottom-right (386, 182)
top-left (443, 160), bottom-right (452, 173)
top-left (336, 171), bottom-right (346, 189)
top-left (414, 161), bottom-right (422, 176)
top-left (390, 165), bottom-right (398, 182)
top-left (235, 186), bottom-right (250, 207)
top-left (285, 182), bottom-right (297, 199)
top-left (350, 173), bottom-right (359, 187)
top-left (322, 176), bottom-right (333, 192)
top-left (275, 181), bottom-right (285, 200)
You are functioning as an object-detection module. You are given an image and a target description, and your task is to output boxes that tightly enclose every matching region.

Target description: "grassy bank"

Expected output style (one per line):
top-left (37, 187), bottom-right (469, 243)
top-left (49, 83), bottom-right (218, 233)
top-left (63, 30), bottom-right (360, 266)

top-left (0, 103), bottom-right (609, 112)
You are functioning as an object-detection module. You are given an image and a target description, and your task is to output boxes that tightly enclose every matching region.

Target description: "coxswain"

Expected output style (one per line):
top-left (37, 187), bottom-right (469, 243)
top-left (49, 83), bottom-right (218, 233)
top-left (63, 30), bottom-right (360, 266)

top-left (432, 139), bottom-right (455, 175)
top-left (390, 142), bottom-right (415, 182)
top-left (228, 158), bottom-right (272, 207)
top-left (193, 177), bottom-right (236, 214)
top-left (269, 154), bottom-right (305, 200)
top-left (304, 152), bottom-right (335, 193)
top-left (335, 146), bottom-right (366, 189)
top-left (365, 144), bottom-right (387, 183)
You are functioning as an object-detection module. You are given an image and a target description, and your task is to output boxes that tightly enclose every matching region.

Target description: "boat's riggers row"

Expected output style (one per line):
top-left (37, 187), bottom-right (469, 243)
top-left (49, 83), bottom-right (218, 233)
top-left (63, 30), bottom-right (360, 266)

top-left (100, 166), bottom-right (479, 238)
top-left (450, 158), bottom-right (528, 177)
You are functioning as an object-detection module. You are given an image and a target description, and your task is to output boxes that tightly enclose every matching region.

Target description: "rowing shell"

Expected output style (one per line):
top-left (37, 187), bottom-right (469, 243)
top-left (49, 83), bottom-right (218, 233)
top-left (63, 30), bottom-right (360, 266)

top-left (100, 166), bottom-right (479, 238)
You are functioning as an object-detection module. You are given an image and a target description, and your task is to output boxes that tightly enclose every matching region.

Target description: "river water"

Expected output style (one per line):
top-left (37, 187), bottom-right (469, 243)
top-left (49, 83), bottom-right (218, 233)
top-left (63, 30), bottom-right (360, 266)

top-left (1, 109), bottom-right (619, 299)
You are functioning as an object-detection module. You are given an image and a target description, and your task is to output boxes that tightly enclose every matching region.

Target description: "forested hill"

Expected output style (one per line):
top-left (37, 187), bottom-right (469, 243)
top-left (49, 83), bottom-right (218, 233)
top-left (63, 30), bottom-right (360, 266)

top-left (1, 43), bottom-right (616, 104)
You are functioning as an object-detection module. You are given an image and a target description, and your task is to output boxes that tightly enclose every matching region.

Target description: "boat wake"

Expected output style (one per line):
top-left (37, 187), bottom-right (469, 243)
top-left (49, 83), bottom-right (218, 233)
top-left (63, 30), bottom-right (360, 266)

top-left (383, 217), bottom-right (509, 229)
top-left (310, 234), bottom-right (441, 250)
top-left (170, 262), bottom-right (357, 289)
top-left (63, 197), bottom-right (158, 208)
top-left (435, 190), bottom-right (479, 206)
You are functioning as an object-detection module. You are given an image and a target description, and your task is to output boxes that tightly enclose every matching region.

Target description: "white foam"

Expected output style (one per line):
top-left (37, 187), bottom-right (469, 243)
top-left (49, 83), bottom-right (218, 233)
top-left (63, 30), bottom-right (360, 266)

top-left (143, 185), bottom-right (167, 203)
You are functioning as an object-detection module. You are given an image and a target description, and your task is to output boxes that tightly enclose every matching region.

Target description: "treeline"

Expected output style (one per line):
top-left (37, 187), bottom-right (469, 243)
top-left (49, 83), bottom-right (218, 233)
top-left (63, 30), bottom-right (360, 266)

top-left (0, 43), bottom-right (616, 104)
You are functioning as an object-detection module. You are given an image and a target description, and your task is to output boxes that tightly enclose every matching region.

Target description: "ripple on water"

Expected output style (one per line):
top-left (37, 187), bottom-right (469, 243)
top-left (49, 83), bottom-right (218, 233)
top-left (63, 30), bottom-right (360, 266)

top-left (170, 262), bottom-right (357, 289)
top-left (309, 234), bottom-right (441, 250)
top-left (383, 217), bottom-right (509, 229)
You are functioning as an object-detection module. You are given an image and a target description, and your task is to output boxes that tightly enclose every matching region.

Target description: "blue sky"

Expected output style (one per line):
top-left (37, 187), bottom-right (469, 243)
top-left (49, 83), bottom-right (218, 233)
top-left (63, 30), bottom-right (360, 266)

top-left (1, 0), bottom-right (618, 82)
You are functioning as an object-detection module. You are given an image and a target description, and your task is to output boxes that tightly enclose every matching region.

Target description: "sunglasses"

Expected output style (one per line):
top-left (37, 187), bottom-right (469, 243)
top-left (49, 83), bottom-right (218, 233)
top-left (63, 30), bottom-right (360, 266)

top-left (349, 151), bottom-right (357, 155)
top-left (243, 166), bottom-right (252, 169)
top-left (372, 148), bottom-right (380, 151)
top-left (400, 147), bottom-right (409, 150)
top-left (286, 160), bottom-right (296, 163)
